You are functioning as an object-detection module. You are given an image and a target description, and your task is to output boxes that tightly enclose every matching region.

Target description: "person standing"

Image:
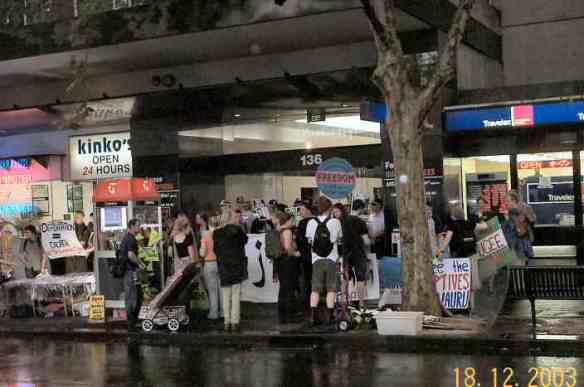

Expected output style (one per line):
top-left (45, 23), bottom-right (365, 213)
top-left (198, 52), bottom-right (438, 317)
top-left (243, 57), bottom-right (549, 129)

top-left (171, 218), bottom-right (198, 275)
top-left (120, 219), bottom-right (145, 331)
top-left (332, 203), bottom-right (369, 309)
top-left (214, 211), bottom-right (248, 333)
top-left (274, 211), bottom-right (301, 323)
top-left (295, 202), bottom-right (315, 312)
top-left (505, 190), bottom-right (536, 265)
top-left (368, 199), bottom-right (386, 260)
top-left (200, 215), bottom-right (223, 321)
top-left (306, 197), bottom-right (343, 327)
top-left (15, 225), bottom-right (45, 280)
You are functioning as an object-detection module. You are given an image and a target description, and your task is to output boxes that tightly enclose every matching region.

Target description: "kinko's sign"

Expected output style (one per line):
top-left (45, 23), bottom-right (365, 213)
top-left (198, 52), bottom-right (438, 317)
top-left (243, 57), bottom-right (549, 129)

top-left (41, 222), bottom-right (87, 259)
top-left (69, 132), bottom-right (132, 181)
top-left (316, 157), bottom-right (356, 199)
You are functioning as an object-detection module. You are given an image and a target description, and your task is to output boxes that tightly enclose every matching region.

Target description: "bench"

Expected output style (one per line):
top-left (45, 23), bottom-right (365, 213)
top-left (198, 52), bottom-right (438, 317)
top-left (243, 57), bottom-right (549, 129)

top-left (508, 266), bottom-right (584, 334)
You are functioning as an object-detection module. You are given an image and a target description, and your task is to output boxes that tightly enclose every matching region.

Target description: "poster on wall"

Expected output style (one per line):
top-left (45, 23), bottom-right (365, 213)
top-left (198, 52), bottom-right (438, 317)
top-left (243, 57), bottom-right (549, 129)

top-left (41, 222), bottom-right (87, 259)
top-left (69, 132), bottom-right (132, 181)
top-left (466, 173), bottom-right (508, 218)
top-left (32, 184), bottom-right (50, 217)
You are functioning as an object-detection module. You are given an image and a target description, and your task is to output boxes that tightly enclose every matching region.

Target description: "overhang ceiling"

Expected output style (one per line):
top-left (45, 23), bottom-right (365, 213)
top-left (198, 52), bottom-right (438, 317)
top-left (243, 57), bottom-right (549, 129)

top-left (0, 8), bottom-right (428, 89)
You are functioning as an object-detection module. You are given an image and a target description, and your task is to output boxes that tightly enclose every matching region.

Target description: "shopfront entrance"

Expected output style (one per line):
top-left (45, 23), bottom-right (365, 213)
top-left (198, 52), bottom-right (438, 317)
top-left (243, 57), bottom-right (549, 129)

top-left (444, 99), bottom-right (584, 263)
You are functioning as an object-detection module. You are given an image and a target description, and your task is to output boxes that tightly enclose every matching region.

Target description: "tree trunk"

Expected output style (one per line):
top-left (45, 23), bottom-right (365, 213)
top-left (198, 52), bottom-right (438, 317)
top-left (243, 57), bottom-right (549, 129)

top-left (387, 110), bottom-right (443, 316)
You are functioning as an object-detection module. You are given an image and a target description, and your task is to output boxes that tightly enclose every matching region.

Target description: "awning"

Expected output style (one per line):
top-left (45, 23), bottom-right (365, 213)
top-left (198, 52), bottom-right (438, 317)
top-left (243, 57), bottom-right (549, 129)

top-left (94, 178), bottom-right (160, 203)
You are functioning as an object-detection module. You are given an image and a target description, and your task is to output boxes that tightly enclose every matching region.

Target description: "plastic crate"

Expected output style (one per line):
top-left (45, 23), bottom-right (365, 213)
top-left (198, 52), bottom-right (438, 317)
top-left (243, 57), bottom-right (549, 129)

top-left (376, 311), bottom-right (423, 336)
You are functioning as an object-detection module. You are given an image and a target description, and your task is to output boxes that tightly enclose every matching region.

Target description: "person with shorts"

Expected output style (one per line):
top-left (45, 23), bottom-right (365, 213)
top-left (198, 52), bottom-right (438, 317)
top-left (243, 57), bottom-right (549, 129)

top-left (332, 203), bottom-right (369, 310)
top-left (306, 197), bottom-right (343, 326)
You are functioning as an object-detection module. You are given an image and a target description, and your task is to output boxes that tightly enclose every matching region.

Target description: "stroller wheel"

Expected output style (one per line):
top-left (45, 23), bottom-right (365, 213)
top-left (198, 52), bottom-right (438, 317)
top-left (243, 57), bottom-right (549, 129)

top-left (142, 319), bottom-right (154, 332)
top-left (338, 319), bottom-right (350, 332)
top-left (168, 318), bottom-right (180, 332)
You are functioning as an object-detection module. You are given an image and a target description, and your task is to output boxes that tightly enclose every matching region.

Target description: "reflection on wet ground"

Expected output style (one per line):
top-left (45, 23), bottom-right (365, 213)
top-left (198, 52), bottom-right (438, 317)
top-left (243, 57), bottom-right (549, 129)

top-left (0, 338), bottom-right (583, 387)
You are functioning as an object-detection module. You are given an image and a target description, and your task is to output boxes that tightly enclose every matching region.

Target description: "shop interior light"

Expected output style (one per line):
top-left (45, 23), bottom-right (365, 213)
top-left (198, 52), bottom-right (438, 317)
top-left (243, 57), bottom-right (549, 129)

top-left (295, 115), bottom-right (379, 133)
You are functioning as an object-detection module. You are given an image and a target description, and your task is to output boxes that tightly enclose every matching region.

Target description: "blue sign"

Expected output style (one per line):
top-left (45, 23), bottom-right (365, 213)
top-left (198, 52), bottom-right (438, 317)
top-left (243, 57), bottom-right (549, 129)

top-left (445, 100), bottom-right (584, 132)
top-left (316, 158), bottom-right (356, 199)
top-left (360, 99), bottom-right (388, 123)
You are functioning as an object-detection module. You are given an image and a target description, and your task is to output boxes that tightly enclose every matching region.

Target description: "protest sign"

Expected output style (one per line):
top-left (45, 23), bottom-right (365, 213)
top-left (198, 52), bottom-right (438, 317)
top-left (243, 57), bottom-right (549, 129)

top-left (474, 217), bottom-right (519, 284)
top-left (89, 295), bottom-right (105, 323)
top-left (41, 222), bottom-right (87, 259)
top-left (432, 258), bottom-right (471, 309)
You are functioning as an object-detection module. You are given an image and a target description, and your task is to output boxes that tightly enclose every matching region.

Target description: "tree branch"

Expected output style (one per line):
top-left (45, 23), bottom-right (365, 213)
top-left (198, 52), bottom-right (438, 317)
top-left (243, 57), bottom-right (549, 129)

top-left (417, 0), bottom-right (476, 128)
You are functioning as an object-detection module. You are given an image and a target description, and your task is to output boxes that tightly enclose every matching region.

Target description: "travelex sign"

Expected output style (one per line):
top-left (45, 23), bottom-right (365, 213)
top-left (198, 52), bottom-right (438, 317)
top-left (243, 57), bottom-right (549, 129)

top-left (316, 157), bottom-right (356, 199)
top-left (69, 132), bottom-right (132, 181)
top-left (445, 100), bottom-right (584, 132)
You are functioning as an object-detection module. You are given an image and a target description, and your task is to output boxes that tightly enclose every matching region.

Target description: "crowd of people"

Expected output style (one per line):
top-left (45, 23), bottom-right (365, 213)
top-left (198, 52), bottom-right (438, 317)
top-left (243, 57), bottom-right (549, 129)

top-left (0, 189), bottom-right (537, 331)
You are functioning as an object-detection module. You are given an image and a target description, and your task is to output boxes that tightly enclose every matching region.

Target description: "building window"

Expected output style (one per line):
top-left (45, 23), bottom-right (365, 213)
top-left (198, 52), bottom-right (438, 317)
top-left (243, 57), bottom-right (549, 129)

top-left (67, 184), bottom-right (84, 213)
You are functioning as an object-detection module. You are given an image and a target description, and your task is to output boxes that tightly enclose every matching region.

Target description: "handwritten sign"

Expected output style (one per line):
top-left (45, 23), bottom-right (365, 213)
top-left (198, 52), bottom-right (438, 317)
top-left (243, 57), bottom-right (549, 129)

top-left (433, 258), bottom-right (471, 310)
top-left (477, 228), bottom-right (508, 257)
top-left (41, 222), bottom-right (87, 259)
top-left (89, 295), bottom-right (105, 322)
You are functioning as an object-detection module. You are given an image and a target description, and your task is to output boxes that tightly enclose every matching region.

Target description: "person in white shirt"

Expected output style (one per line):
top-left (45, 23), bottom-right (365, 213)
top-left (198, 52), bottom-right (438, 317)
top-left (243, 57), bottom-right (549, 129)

top-left (305, 196), bottom-right (343, 326)
top-left (368, 199), bottom-right (386, 260)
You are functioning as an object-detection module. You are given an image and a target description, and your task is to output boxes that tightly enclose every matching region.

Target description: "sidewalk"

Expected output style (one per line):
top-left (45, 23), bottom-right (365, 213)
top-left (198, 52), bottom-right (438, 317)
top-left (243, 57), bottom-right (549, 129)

top-left (2, 300), bottom-right (584, 356)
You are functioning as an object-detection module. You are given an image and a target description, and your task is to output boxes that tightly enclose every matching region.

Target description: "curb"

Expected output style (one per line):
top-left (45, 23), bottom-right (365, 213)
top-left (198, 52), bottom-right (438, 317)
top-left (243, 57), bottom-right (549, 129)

top-left (0, 327), bottom-right (582, 357)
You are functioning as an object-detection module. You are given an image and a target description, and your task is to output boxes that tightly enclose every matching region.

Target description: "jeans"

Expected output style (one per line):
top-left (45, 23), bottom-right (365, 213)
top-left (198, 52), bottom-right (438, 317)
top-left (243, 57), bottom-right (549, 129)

top-left (203, 261), bottom-right (223, 319)
top-left (124, 270), bottom-right (143, 323)
top-left (277, 256), bottom-right (300, 320)
top-left (221, 283), bottom-right (241, 325)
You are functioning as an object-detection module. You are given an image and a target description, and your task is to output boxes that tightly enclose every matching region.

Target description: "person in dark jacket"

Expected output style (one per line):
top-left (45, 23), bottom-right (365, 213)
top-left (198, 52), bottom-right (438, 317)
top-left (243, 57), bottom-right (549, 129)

top-left (213, 211), bottom-right (248, 333)
top-left (295, 202), bottom-right (315, 312)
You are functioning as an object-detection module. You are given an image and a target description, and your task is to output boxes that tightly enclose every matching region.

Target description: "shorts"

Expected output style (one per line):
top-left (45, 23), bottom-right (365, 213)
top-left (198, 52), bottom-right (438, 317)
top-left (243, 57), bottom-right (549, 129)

top-left (311, 259), bottom-right (337, 293)
top-left (348, 258), bottom-right (368, 282)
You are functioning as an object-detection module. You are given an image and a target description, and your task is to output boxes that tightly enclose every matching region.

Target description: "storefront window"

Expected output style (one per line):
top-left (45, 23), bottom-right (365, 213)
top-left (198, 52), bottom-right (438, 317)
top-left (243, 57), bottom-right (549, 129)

top-left (459, 155), bottom-right (511, 220)
top-left (518, 152), bottom-right (574, 226)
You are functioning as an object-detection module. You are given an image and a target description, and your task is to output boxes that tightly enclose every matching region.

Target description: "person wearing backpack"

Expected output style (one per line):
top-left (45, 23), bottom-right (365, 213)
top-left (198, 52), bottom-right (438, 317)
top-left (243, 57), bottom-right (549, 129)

top-left (305, 197), bottom-right (343, 327)
top-left (120, 219), bottom-right (145, 331)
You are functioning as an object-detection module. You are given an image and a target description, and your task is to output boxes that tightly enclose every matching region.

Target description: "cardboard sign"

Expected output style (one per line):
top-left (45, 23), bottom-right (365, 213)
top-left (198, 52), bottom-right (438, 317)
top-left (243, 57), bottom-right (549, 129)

top-left (41, 222), bottom-right (87, 259)
top-left (89, 295), bottom-right (105, 322)
top-left (379, 256), bottom-right (471, 309)
top-left (69, 132), bottom-right (132, 181)
top-left (433, 258), bottom-right (471, 310)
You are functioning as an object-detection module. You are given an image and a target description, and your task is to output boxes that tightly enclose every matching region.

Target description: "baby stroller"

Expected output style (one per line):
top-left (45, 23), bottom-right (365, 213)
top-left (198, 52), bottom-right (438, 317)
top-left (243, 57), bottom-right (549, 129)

top-left (138, 263), bottom-right (200, 332)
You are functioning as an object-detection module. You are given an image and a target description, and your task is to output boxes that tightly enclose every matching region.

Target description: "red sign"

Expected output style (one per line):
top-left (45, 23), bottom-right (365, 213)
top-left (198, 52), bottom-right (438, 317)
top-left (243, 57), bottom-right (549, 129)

top-left (511, 105), bottom-right (534, 127)
top-left (518, 159), bottom-right (573, 169)
top-left (132, 178), bottom-right (160, 201)
top-left (95, 178), bottom-right (160, 202)
top-left (94, 179), bottom-right (132, 202)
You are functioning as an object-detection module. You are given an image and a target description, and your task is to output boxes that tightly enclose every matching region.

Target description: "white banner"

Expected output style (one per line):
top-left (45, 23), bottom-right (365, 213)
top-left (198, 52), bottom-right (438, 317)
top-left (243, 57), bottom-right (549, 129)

top-left (433, 258), bottom-right (471, 310)
top-left (41, 222), bottom-right (87, 259)
top-left (69, 132), bottom-right (132, 181)
top-left (242, 234), bottom-right (278, 303)
top-left (242, 235), bottom-right (380, 303)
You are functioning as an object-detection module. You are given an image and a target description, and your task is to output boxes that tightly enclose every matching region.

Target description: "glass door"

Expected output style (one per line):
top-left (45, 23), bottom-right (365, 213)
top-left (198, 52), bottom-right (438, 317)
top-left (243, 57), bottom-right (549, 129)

top-left (517, 152), bottom-right (574, 227)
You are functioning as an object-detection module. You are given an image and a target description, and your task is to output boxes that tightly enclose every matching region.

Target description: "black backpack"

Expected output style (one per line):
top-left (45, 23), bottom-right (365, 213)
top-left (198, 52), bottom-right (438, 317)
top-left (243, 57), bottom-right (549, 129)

top-left (312, 217), bottom-right (334, 258)
top-left (265, 228), bottom-right (284, 262)
top-left (109, 248), bottom-right (127, 278)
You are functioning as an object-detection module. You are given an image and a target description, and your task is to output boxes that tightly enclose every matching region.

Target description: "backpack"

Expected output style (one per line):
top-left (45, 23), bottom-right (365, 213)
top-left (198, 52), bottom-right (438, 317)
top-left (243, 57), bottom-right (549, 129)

top-left (109, 248), bottom-right (127, 278)
top-left (312, 217), bottom-right (334, 258)
top-left (265, 228), bottom-right (284, 262)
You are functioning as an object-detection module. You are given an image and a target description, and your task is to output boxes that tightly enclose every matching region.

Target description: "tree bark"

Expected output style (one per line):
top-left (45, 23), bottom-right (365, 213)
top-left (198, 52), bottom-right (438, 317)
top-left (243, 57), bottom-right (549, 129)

top-left (387, 111), bottom-right (443, 315)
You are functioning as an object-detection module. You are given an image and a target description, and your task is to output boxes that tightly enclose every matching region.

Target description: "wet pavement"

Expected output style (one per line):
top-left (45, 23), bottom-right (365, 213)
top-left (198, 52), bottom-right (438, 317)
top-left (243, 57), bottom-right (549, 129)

top-left (0, 337), bottom-right (583, 386)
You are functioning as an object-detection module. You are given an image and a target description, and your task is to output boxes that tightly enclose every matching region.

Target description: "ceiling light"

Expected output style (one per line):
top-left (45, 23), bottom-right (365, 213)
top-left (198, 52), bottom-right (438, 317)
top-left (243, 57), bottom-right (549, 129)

top-left (233, 113), bottom-right (241, 118)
